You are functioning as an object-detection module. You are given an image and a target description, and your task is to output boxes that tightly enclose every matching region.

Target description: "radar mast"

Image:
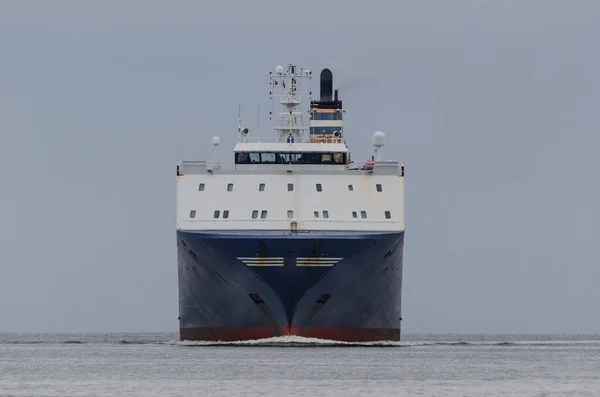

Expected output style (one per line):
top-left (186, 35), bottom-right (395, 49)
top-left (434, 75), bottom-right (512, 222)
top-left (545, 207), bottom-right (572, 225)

top-left (269, 64), bottom-right (312, 143)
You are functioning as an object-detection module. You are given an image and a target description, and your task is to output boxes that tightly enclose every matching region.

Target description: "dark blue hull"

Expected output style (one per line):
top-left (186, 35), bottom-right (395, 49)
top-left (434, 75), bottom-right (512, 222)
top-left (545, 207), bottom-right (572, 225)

top-left (177, 230), bottom-right (404, 341)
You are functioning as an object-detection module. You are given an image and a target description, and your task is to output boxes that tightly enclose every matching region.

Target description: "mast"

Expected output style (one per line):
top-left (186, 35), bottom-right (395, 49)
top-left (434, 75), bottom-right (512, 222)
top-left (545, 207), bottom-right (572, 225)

top-left (269, 64), bottom-right (312, 143)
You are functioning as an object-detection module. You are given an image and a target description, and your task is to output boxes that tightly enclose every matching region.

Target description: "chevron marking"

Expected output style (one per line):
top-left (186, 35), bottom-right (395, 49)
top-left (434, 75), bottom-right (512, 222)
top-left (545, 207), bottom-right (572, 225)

top-left (237, 257), bottom-right (284, 267)
top-left (296, 257), bottom-right (343, 267)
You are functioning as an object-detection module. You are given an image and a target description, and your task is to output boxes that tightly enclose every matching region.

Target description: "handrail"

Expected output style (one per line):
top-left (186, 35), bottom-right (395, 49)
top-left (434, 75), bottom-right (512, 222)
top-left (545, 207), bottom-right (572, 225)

top-left (238, 137), bottom-right (298, 143)
top-left (180, 219), bottom-right (401, 224)
top-left (237, 136), bottom-right (346, 144)
top-left (193, 160), bottom-right (377, 171)
top-left (179, 160), bottom-right (401, 175)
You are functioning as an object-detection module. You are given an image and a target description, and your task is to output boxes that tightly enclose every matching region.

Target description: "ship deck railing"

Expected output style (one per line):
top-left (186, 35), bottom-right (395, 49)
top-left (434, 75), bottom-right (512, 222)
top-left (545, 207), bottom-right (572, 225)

top-left (177, 160), bottom-right (404, 176)
top-left (180, 218), bottom-right (402, 225)
top-left (236, 136), bottom-right (345, 144)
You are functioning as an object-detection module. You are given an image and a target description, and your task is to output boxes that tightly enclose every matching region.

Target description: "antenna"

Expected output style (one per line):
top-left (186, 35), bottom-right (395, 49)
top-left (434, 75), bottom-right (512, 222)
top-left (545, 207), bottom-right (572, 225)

top-left (236, 103), bottom-right (250, 141)
top-left (237, 103), bottom-right (241, 135)
top-left (257, 101), bottom-right (260, 134)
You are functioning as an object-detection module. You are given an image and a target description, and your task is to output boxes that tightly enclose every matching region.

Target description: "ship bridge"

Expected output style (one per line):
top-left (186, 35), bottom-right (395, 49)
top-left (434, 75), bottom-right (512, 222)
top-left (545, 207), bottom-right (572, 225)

top-left (233, 142), bottom-right (349, 170)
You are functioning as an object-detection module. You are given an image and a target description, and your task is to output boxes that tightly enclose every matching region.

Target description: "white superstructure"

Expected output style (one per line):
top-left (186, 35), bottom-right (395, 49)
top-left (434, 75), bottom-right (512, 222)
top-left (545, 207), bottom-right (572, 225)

top-left (176, 64), bottom-right (405, 235)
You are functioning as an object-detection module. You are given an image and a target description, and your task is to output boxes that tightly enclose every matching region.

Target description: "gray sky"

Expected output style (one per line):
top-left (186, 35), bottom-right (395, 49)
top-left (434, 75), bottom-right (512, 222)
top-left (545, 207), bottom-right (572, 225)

top-left (1, 0), bottom-right (599, 334)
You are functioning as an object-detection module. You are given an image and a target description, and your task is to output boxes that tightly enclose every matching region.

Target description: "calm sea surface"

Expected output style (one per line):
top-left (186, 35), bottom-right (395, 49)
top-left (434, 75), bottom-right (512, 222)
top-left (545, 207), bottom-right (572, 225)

top-left (0, 333), bottom-right (598, 396)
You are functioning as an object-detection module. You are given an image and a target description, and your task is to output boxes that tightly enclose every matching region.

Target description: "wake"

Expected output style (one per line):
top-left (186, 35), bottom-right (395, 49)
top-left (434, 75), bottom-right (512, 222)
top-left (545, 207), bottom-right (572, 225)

top-left (174, 335), bottom-right (600, 348)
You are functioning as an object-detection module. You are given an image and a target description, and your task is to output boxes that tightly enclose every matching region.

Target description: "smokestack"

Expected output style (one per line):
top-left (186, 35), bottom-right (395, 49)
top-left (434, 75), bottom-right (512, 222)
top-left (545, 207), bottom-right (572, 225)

top-left (334, 89), bottom-right (338, 102)
top-left (320, 68), bottom-right (333, 102)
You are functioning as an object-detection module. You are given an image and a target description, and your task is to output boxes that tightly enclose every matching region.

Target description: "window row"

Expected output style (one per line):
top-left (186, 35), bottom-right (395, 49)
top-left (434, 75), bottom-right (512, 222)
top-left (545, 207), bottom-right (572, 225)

top-left (189, 210), bottom-right (392, 220)
top-left (198, 183), bottom-right (383, 192)
top-left (348, 210), bottom-right (392, 219)
top-left (313, 210), bottom-right (392, 219)
top-left (235, 151), bottom-right (347, 165)
top-left (189, 210), bottom-right (230, 219)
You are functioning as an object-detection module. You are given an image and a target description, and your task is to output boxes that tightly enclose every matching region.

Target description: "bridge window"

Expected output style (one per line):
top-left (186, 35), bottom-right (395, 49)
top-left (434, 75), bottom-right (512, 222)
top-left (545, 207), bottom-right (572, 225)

top-left (190, 210), bottom-right (196, 218)
top-left (198, 183), bottom-right (205, 191)
top-left (259, 183), bottom-right (265, 191)
top-left (287, 210), bottom-right (294, 219)
top-left (323, 210), bottom-right (329, 219)
top-left (261, 210), bottom-right (268, 219)
top-left (213, 210), bottom-right (220, 219)
top-left (348, 184), bottom-right (353, 191)
top-left (261, 153), bottom-right (276, 163)
top-left (376, 184), bottom-right (382, 192)
top-left (227, 183), bottom-right (234, 192)
top-left (316, 183), bottom-right (322, 192)
top-left (287, 183), bottom-right (294, 191)
top-left (223, 210), bottom-right (230, 219)
top-left (314, 211), bottom-right (319, 218)
top-left (235, 151), bottom-right (347, 165)
top-left (361, 211), bottom-right (367, 219)
top-left (252, 210), bottom-right (258, 219)
top-left (385, 211), bottom-right (391, 219)
top-left (352, 211), bottom-right (357, 218)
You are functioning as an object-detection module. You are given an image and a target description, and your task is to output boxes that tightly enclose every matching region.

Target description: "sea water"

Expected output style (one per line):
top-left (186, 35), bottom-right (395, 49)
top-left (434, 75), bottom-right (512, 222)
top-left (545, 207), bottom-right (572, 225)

top-left (1, 333), bottom-right (598, 396)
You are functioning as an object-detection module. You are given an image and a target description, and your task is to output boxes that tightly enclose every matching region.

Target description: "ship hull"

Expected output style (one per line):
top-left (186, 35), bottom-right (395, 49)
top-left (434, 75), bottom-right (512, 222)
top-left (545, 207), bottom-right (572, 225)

top-left (177, 230), bottom-right (404, 342)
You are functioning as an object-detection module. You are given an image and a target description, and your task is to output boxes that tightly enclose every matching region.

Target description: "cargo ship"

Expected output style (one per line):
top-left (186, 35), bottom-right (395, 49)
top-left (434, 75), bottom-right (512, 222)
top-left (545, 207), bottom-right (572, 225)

top-left (175, 64), bottom-right (405, 341)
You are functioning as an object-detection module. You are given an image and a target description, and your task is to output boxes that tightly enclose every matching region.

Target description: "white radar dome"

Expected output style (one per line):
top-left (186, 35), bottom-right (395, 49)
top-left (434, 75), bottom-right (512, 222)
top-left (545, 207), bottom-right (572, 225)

top-left (372, 131), bottom-right (386, 147)
top-left (212, 136), bottom-right (220, 146)
top-left (275, 65), bottom-right (284, 74)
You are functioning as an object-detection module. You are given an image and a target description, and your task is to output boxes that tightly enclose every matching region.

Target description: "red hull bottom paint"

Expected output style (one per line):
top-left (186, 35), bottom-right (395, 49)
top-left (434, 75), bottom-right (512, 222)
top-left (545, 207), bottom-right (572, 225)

top-left (180, 326), bottom-right (400, 342)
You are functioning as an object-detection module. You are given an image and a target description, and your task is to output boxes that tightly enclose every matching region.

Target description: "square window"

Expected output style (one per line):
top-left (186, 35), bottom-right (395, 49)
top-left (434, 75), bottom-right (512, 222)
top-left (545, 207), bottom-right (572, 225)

top-left (259, 183), bottom-right (265, 191)
top-left (385, 211), bottom-right (391, 219)
top-left (287, 210), bottom-right (294, 219)
top-left (323, 210), bottom-right (329, 219)
top-left (288, 183), bottom-right (294, 191)
top-left (361, 211), bottom-right (367, 219)
top-left (348, 184), bottom-right (353, 191)
top-left (213, 210), bottom-right (220, 219)
top-left (190, 210), bottom-right (196, 218)
top-left (223, 210), bottom-right (230, 219)
top-left (352, 211), bottom-right (357, 218)
top-left (314, 211), bottom-right (319, 218)
top-left (252, 210), bottom-right (258, 219)
top-left (227, 183), bottom-right (234, 192)
top-left (261, 210), bottom-right (267, 219)
top-left (316, 183), bottom-right (322, 192)
top-left (198, 183), bottom-right (205, 191)
top-left (376, 184), bottom-right (382, 192)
